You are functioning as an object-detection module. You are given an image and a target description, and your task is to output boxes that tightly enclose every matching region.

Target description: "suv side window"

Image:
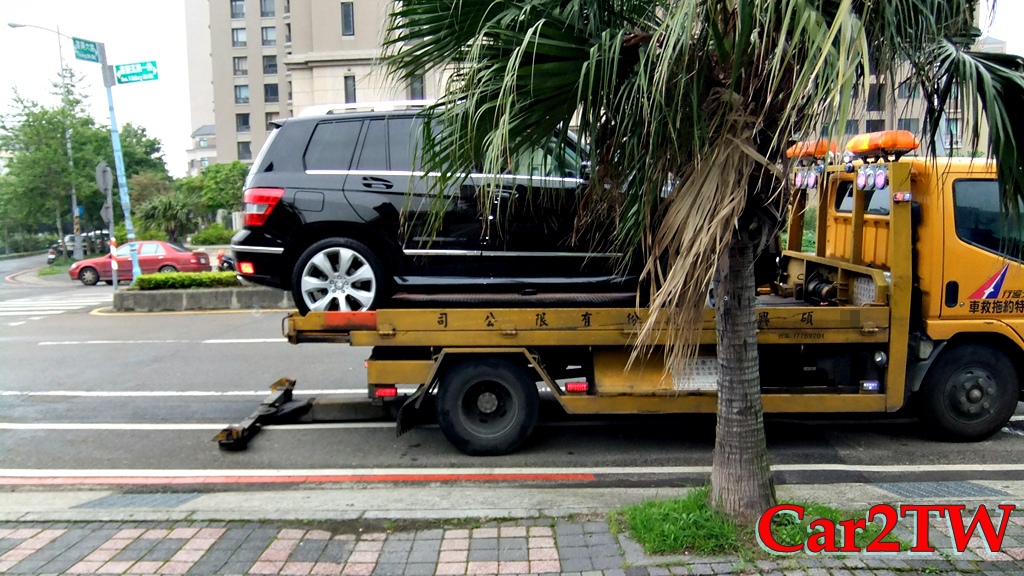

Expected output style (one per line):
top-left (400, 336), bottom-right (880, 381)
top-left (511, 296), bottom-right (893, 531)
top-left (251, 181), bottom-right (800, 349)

top-left (355, 119), bottom-right (388, 171)
top-left (953, 179), bottom-right (1024, 258)
top-left (304, 121), bottom-right (361, 171)
top-left (388, 117), bottom-right (422, 172)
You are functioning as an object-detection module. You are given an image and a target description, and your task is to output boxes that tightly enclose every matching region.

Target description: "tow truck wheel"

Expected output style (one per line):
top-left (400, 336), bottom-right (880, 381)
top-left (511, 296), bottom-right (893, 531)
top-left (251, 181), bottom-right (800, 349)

top-left (918, 344), bottom-right (1019, 441)
top-left (436, 357), bottom-right (539, 456)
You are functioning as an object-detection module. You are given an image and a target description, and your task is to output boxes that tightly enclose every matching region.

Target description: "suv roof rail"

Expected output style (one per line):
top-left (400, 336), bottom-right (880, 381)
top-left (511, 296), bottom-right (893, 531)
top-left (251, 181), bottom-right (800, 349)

top-left (297, 99), bottom-right (437, 117)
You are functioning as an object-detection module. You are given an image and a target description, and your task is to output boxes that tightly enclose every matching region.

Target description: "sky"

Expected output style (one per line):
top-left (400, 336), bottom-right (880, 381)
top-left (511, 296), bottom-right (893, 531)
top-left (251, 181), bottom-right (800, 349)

top-left (0, 2), bottom-right (1022, 180)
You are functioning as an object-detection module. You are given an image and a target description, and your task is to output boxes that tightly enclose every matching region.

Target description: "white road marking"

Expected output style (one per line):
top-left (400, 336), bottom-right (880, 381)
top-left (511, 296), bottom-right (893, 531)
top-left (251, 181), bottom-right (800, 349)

top-left (6, 322), bottom-right (25, 327)
top-left (0, 294), bottom-right (112, 319)
top-left (37, 338), bottom-right (287, 346)
top-left (0, 389), bottom-right (369, 397)
top-left (1011, 415), bottom-right (1024, 422)
top-left (201, 338), bottom-right (287, 344)
top-left (39, 340), bottom-right (193, 346)
top-left (3, 463), bottom-right (1024, 478)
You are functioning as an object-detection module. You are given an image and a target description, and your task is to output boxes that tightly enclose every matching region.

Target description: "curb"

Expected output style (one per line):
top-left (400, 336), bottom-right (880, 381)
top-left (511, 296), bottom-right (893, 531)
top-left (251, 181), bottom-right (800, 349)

top-left (113, 287), bottom-right (292, 312)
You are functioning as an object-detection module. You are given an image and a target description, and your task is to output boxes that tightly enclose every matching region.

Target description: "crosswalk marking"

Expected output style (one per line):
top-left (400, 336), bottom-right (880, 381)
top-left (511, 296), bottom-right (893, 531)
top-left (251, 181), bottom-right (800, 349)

top-left (1, 293), bottom-right (112, 323)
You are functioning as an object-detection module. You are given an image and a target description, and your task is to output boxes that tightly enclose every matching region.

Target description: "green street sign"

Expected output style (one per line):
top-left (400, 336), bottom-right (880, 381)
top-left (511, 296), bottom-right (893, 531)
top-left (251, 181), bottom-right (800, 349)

top-left (113, 61), bottom-right (159, 84)
top-left (72, 37), bottom-right (101, 63)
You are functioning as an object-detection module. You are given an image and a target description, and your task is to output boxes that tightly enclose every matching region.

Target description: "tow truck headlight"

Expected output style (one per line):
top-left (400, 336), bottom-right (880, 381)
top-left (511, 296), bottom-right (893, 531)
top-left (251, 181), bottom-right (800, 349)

top-left (856, 171), bottom-right (868, 189)
top-left (806, 172), bottom-right (818, 188)
top-left (794, 172), bottom-right (805, 188)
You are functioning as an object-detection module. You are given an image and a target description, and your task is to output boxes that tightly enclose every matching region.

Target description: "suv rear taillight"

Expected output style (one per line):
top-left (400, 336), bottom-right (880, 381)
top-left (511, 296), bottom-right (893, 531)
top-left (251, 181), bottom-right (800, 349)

top-left (243, 188), bottom-right (285, 227)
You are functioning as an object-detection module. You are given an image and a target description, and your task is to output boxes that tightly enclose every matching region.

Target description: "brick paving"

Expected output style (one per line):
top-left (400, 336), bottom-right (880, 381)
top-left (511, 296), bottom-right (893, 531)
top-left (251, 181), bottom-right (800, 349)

top-left (0, 514), bottom-right (1021, 575)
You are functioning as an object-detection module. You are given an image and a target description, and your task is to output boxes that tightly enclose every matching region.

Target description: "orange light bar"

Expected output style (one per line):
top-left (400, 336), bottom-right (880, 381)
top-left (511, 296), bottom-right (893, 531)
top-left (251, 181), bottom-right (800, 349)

top-left (846, 130), bottom-right (919, 157)
top-left (786, 139), bottom-right (838, 159)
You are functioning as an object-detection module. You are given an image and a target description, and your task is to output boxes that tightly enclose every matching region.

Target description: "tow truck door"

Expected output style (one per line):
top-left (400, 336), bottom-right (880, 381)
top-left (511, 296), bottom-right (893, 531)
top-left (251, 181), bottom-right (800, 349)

top-left (940, 172), bottom-right (1024, 320)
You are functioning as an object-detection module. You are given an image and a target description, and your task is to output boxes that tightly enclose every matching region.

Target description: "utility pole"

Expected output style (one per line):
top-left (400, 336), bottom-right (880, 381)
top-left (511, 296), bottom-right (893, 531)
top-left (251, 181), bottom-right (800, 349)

top-left (96, 43), bottom-right (142, 281)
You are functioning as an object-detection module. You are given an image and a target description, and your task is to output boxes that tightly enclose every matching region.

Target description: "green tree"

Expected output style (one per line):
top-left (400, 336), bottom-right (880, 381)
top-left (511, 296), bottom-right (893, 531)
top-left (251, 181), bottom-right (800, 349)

top-left (387, 0), bottom-right (1024, 522)
top-left (198, 161), bottom-right (248, 216)
top-left (137, 193), bottom-right (199, 243)
top-left (128, 171), bottom-right (175, 208)
top-left (0, 71), bottom-right (169, 237)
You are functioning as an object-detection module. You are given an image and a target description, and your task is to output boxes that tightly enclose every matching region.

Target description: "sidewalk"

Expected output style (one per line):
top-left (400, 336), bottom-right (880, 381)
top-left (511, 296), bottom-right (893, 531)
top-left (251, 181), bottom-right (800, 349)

top-left (0, 483), bottom-right (1022, 575)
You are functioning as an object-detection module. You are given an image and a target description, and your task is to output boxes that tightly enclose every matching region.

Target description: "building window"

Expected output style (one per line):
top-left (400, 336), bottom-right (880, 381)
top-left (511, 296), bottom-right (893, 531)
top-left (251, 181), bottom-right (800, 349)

top-left (344, 75), bottom-right (356, 103)
top-left (233, 56), bottom-right (248, 76)
top-left (284, 0), bottom-right (290, 14)
top-left (199, 137), bottom-right (208, 148)
top-left (897, 118), bottom-right (920, 135)
top-left (844, 120), bottom-right (859, 135)
top-left (263, 55), bottom-right (278, 75)
top-left (261, 26), bottom-right (276, 46)
top-left (266, 112), bottom-right (279, 130)
top-left (264, 83), bottom-right (279, 103)
top-left (867, 82), bottom-right (885, 112)
top-left (409, 74), bottom-right (424, 100)
top-left (947, 119), bottom-right (961, 149)
top-left (231, 0), bottom-right (245, 19)
top-left (285, 23), bottom-right (291, 43)
top-left (234, 85), bottom-right (250, 104)
top-left (260, 0), bottom-right (275, 17)
top-left (865, 119), bottom-right (886, 132)
top-left (232, 28), bottom-right (247, 48)
top-left (898, 82), bottom-right (920, 99)
top-left (200, 157), bottom-right (209, 168)
top-left (238, 141), bottom-right (253, 161)
top-left (236, 113), bottom-right (251, 132)
top-left (341, 2), bottom-right (355, 36)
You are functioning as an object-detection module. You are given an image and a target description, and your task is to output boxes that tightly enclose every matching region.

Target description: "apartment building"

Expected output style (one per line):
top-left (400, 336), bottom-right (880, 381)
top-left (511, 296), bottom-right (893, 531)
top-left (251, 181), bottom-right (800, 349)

top-left (822, 34), bottom-right (1007, 156)
top-left (188, 0), bottom-right (444, 168)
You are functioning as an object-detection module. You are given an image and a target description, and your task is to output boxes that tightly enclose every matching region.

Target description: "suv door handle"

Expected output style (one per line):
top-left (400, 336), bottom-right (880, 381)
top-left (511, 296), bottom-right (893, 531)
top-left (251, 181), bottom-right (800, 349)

top-left (361, 176), bottom-right (394, 190)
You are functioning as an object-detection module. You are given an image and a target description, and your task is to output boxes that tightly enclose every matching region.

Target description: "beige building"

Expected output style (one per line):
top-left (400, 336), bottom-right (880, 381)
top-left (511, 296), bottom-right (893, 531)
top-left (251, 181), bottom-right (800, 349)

top-left (187, 0), bottom-right (445, 168)
top-left (185, 0), bottom-right (216, 169)
top-left (824, 32), bottom-right (1007, 157)
top-left (185, 125), bottom-right (218, 177)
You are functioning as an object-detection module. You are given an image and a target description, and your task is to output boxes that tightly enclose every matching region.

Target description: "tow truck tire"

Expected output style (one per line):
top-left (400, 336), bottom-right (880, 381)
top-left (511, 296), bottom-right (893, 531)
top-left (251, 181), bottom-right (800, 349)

top-left (436, 357), bottom-right (539, 456)
top-left (918, 344), bottom-right (1019, 441)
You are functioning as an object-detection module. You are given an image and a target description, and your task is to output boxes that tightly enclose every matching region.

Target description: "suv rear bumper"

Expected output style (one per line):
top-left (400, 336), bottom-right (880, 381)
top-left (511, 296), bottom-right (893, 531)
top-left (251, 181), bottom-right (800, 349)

top-left (231, 229), bottom-right (290, 289)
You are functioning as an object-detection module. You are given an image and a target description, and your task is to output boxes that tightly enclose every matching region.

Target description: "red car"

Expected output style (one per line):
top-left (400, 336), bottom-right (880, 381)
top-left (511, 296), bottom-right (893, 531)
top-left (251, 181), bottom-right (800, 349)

top-left (68, 241), bottom-right (211, 285)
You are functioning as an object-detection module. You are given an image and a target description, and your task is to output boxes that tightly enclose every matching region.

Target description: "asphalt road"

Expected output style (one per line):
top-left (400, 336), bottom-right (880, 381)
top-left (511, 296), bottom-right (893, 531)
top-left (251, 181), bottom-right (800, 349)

top-left (2, 253), bottom-right (1023, 488)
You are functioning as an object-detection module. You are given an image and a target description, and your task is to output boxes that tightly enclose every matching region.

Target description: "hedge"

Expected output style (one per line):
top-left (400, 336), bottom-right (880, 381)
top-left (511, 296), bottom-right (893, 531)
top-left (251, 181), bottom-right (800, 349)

top-left (133, 271), bottom-right (241, 290)
top-left (190, 223), bottom-right (236, 245)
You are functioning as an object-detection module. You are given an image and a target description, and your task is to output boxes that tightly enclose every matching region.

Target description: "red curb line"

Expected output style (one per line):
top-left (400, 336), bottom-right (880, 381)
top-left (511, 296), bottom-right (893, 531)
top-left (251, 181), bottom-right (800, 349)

top-left (0, 473), bottom-right (596, 486)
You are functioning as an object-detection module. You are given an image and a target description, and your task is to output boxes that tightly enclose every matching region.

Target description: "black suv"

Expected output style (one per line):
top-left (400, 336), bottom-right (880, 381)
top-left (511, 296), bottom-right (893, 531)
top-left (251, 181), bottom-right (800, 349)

top-left (232, 102), bottom-right (632, 314)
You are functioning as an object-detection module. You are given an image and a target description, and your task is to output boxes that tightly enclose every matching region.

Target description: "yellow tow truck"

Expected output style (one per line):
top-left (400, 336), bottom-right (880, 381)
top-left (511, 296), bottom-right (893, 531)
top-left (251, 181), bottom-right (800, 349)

top-left (221, 130), bottom-right (1023, 455)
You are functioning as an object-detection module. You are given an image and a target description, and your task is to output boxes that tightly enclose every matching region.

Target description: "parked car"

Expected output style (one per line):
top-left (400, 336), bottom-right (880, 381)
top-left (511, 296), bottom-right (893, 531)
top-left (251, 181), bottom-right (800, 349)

top-left (48, 231), bottom-right (110, 264)
top-left (232, 102), bottom-right (633, 314)
top-left (68, 241), bottom-right (210, 285)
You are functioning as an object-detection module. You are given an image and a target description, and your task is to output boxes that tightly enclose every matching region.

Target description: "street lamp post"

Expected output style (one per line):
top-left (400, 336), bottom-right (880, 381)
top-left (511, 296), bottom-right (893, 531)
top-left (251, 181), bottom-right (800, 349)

top-left (9, 22), bottom-right (83, 260)
top-left (8, 22), bottom-right (142, 281)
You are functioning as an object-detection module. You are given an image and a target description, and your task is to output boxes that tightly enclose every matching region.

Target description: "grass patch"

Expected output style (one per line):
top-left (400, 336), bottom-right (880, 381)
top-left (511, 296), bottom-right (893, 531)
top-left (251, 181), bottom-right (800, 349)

top-left (132, 271), bottom-right (241, 290)
top-left (618, 487), bottom-right (740, 555)
top-left (616, 487), bottom-right (907, 559)
top-left (38, 256), bottom-right (77, 276)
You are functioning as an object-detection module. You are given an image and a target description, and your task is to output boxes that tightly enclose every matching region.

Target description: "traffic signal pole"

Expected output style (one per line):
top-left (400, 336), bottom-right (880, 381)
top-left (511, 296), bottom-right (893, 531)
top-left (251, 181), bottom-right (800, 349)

top-left (97, 43), bottom-right (141, 282)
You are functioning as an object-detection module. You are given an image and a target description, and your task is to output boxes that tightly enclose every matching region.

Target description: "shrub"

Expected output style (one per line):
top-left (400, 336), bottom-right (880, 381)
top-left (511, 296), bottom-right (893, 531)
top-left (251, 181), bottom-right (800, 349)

top-left (190, 222), bottom-right (236, 245)
top-left (113, 223), bottom-right (167, 245)
top-left (133, 271), bottom-right (241, 290)
top-left (2, 232), bottom-right (55, 254)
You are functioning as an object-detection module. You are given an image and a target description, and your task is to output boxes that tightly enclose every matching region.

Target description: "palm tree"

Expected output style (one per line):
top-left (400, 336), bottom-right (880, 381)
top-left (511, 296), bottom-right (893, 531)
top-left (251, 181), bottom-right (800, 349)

top-left (386, 0), bottom-right (1024, 523)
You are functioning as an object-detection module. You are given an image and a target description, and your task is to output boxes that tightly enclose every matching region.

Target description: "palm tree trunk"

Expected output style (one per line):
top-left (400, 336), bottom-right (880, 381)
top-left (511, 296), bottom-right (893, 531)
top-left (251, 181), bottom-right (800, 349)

top-left (708, 230), bottom-right (776, 524)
